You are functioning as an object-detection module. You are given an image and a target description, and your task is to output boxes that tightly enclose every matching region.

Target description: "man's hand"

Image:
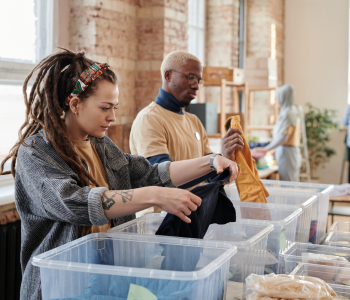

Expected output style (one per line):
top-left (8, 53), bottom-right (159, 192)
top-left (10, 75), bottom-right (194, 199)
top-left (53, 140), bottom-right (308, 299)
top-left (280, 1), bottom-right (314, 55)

top-left (222, 128), bottom-right (244, 161)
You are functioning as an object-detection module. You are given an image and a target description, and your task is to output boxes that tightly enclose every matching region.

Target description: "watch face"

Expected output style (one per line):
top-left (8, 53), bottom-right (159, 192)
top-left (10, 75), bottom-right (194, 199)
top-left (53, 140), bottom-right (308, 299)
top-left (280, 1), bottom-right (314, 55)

top-left (195, 132), bottom-right (200, 140)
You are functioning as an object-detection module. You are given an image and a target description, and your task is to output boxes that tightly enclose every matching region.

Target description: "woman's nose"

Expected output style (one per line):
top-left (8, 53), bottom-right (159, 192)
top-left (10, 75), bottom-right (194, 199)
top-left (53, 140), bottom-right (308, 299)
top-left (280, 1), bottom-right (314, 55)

top-left (107, 110), bottom-right (116, 122)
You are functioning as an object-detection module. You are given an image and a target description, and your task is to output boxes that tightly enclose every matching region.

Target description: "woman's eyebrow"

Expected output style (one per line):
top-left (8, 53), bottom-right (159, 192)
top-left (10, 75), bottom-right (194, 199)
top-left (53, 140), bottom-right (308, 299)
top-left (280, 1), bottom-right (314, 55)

top-left (102, 102), bottom-right (119, 106)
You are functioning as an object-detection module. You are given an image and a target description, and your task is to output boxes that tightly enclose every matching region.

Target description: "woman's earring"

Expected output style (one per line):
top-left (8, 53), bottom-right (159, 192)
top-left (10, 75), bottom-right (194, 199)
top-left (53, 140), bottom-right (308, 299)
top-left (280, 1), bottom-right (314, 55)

top-left (74, 112), bottom-right (77, 116)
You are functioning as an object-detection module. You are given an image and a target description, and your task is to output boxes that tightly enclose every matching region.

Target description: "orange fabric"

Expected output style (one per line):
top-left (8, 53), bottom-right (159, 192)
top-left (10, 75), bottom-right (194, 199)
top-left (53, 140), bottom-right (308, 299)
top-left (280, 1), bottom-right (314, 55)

top-left (73, 139), bottom-right (111, 236)
top-left (225, 115), bottom-right (269, 203)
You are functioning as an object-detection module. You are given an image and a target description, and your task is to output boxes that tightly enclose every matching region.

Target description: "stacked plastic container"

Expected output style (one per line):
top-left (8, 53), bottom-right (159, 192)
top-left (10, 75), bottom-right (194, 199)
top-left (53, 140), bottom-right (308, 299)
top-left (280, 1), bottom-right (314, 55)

top-left (224, 183), bottom-right (318, 244)
top-left (32, 233), bottom-right (237, 300)
top-left (231, 201), bottom-right (302, 273)
top-left (108, 213), bottom-right (274, 300)
top-left (260, 180), bottom-right (334, 244)
top-left (330, 222), bottom-right (350, 233)
top-left (290, 262), bottom-right (350, 288)
top-left (325, 231), bottom-right (350, 248)
top-left (279, 242), bottom-right (350, 274)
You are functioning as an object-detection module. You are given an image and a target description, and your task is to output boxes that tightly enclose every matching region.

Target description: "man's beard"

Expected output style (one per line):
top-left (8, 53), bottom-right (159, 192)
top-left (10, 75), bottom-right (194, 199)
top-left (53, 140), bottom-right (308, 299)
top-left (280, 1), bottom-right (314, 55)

top-left (178, 100), bottom-right (191, 108)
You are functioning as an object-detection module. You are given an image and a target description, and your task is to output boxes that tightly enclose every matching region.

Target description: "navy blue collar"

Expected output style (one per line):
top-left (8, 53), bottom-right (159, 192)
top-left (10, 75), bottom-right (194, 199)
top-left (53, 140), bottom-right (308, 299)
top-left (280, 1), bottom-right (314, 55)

top-left (155, 88), bottom-right (184, 115)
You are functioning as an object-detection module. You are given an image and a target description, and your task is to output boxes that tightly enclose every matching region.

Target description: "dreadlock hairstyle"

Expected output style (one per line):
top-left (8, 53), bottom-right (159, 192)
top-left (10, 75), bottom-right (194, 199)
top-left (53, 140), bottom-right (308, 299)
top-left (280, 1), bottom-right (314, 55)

top-left (0, 48), bottom-right (118, 187)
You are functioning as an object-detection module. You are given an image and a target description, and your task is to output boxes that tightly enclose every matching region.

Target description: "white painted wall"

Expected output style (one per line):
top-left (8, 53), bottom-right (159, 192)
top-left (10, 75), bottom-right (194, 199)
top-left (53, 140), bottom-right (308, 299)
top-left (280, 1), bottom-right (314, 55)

top-left (284, 0), bottom-right (349, 184)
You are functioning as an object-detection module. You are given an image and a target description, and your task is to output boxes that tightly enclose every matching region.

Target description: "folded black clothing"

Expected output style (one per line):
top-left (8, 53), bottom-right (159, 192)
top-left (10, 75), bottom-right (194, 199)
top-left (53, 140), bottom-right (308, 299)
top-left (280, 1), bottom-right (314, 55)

top-left (156, 169), bottom-right (236, 271)
top-left (156, 168), bottom-right (236, 240)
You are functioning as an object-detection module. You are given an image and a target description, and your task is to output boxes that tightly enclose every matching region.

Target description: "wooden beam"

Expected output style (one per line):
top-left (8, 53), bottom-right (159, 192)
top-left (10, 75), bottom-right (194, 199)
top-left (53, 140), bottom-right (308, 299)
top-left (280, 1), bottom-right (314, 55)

top-left (220, 79), bottom-right (227, 142)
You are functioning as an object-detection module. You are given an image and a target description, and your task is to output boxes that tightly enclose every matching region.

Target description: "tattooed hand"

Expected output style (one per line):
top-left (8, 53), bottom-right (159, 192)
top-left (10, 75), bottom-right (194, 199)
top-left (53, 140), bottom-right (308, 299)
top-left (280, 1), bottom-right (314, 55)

top-left (102, 189), bottom-right (134, 210)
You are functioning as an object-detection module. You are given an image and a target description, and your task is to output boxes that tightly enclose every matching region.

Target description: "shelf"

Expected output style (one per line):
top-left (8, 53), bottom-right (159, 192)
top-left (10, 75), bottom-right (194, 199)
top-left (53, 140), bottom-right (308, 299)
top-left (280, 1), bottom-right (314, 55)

top-left (246, 125), bottom-right (274, 131)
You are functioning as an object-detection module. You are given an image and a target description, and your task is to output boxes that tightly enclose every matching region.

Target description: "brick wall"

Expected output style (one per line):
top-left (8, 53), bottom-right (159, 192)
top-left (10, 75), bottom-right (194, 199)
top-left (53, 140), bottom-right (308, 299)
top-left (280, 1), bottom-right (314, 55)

top-left (64, 0), bottom-right (285, 146)
top-left (66, 0), bottom-right (188, 151)
top-left (69, 0), bottom-right (138, 128)
top-left (246, 0), bottom-right (284, 138)
top-left (136, 0), bottom-right (188, 112)
top-left (205, 0), bottom-right (240, 111)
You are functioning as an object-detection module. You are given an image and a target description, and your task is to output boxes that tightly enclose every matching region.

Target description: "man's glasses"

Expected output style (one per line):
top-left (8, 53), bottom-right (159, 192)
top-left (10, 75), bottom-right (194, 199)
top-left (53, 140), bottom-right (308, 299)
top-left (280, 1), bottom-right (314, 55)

top-left (169, 70), bottom-right (204, 90)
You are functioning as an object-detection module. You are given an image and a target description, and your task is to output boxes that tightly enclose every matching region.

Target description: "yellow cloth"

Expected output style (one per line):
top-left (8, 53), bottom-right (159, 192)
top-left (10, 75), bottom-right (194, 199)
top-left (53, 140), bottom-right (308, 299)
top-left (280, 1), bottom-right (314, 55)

top-left (225, 116), bottom-right (269, 203)
top-left (73, 140), bottom-right (111, 235)
top-left (284, 123), bottom-right (301, 147)
top-left (130, 102), bottom-right (212, 161)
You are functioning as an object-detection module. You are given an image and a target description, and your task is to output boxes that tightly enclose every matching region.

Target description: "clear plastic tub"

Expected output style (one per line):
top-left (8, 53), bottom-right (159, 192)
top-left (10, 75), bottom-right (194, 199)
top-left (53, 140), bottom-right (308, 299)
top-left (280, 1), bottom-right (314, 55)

top-left (224, 184), bottom-right (318, 244)
top-left (226, 180), bottom-right (334, 244)
top-left (280, 242), bottom-right (350, 275)
top-left (290, 262), bottom-right (350, 287)
top-left (330, 222), bottom-right (350, 233)
top-left (232, 201), bottom-right (302, 253)
top-left (32, 233), bottom-right (236, 300)
top-left (330, 284), bottom-right (350, 298)
top-left (261, 180), bottom-right (333, 244)
top-left (108, 214), bottom-right (274, 300)
top-left (325, 231), bottom-right (350, 248)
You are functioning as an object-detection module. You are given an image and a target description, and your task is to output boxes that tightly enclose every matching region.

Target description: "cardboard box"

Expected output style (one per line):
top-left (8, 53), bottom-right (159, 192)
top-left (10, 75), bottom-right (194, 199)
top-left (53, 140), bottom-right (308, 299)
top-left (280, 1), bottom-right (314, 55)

top-left (245, 57), bottom-right (278, 87)
top-left (202, 67), bottom-right (245, 86)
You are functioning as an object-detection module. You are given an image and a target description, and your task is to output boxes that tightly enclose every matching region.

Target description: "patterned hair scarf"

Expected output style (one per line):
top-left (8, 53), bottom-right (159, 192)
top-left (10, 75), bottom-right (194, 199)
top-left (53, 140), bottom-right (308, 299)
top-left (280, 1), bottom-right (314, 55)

top-left (63, 62), bottom-right (110, 110)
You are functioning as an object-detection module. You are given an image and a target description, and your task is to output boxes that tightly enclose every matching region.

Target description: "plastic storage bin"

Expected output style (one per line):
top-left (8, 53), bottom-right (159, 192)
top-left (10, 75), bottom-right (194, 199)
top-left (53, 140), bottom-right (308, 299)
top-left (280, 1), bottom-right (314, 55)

top-left (232, 201), bottom-right (302, 252)
top-left (325, 231), bottom-right (350, 248)
top-left (224, 184), bottom-right (318, 244)
top-left (330, 222), bottom-right (350, 233)
top-left (261, 180), bottom-right (333, 244)
top-left (32, 233), bottom-right (236, 300)
top-left (231, 201), bottom-right (302, 274)
top-left (108, 214), bottom-right (274, 300)
top-left (290, 262), bottom-right (350, 287)
top-left (280, 242), bottom-right (350, 274)
top-left (227, 180), bottom-right (334, 244)
top-left (330, 284), bottom-right (350, 298)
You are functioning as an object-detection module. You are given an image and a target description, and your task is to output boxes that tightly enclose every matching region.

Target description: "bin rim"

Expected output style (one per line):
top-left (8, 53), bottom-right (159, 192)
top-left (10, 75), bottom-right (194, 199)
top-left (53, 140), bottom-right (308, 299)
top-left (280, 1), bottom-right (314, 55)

top-left (232, 201), bottom-right (303, 227)
top-left (330, 221), bottom-right (350, 233)
top-left (32, 233), bottom-right (237, 281)
top-left (108, 214), bottom-right (274, 248)
top-left (281, 242), bottom-right (350, 267)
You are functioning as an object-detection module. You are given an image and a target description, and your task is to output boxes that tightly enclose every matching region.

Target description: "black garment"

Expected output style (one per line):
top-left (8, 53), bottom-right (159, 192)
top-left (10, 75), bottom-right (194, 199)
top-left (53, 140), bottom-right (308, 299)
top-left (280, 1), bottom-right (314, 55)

top-left (156, 169), bottom-right (236, 271)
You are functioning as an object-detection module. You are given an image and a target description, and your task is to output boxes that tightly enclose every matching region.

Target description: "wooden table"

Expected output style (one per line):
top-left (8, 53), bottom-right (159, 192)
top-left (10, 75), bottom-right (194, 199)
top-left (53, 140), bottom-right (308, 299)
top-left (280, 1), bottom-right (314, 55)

top-left (257, 165), bottom-right (279, 180)
top-left (329, 194), bottom-right (350, 224)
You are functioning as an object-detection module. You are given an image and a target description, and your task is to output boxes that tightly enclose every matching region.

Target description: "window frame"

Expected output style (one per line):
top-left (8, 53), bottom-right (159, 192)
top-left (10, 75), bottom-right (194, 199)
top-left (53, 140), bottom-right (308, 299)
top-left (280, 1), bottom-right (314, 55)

top-left (0, 0), bottom-right (56, 82)
top-left (187, 0), bottom-right (206, 66)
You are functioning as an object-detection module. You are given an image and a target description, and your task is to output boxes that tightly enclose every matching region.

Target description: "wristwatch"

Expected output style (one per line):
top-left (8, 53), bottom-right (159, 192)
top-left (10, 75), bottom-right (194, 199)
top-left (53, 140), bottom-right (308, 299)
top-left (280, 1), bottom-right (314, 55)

top-left (210, 153), bottom-right (222, 171)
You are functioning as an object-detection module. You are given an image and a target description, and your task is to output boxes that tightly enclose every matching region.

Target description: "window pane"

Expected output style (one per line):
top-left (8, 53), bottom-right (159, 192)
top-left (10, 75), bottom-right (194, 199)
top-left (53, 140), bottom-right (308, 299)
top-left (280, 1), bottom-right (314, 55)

top-left (188, 0), bottom-right (198, 27)
top-left (188, 0), bottom-right (205, 28)
top-left (0, 84), bottom-right (28, 156)
top-left (187, 27), bottom-right (205, 64)
top-left (0, 0), bottom-right (36, 62)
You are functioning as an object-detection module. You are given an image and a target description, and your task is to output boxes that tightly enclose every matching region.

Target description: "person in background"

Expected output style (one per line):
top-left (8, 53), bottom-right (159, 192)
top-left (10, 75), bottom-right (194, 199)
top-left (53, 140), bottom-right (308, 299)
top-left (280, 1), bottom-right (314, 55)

top-left (0, 49), bottom-right (239, 300)
top-left (251, 84), bottom-right (301, 181)
top-left (129, 51), bottom-right (244, 191)
top-left (342, 104), bottom-right (350, 182)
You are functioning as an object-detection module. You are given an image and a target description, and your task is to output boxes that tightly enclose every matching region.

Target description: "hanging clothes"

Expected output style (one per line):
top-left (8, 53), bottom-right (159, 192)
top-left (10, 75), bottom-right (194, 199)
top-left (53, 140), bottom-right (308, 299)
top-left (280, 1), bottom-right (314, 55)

top-left (224, 115), bottom-right (269, 203)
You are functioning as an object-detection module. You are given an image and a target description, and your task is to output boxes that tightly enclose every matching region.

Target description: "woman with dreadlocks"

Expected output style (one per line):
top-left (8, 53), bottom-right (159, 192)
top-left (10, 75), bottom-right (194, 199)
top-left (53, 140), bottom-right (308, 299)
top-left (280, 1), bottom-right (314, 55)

top-left (0, 49), bottom-right (238, 299)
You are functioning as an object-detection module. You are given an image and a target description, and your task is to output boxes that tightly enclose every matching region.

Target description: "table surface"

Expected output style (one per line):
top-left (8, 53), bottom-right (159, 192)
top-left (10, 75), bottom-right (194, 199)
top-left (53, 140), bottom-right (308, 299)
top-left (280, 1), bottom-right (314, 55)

top-left (330, 194), bottom-right (350, 202)
top-left (257, 165), bottom-right (279, 179)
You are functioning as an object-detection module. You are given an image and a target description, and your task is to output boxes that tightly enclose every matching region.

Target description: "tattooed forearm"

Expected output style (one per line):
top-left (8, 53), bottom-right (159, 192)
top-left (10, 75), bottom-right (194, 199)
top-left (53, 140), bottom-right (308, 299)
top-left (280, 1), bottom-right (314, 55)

top-left (117, 189), bottom-right (134, 204)
top-left (102, 194), bottom-right (115, 210)
top-left (102, 190), bottom-right (135, 210)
